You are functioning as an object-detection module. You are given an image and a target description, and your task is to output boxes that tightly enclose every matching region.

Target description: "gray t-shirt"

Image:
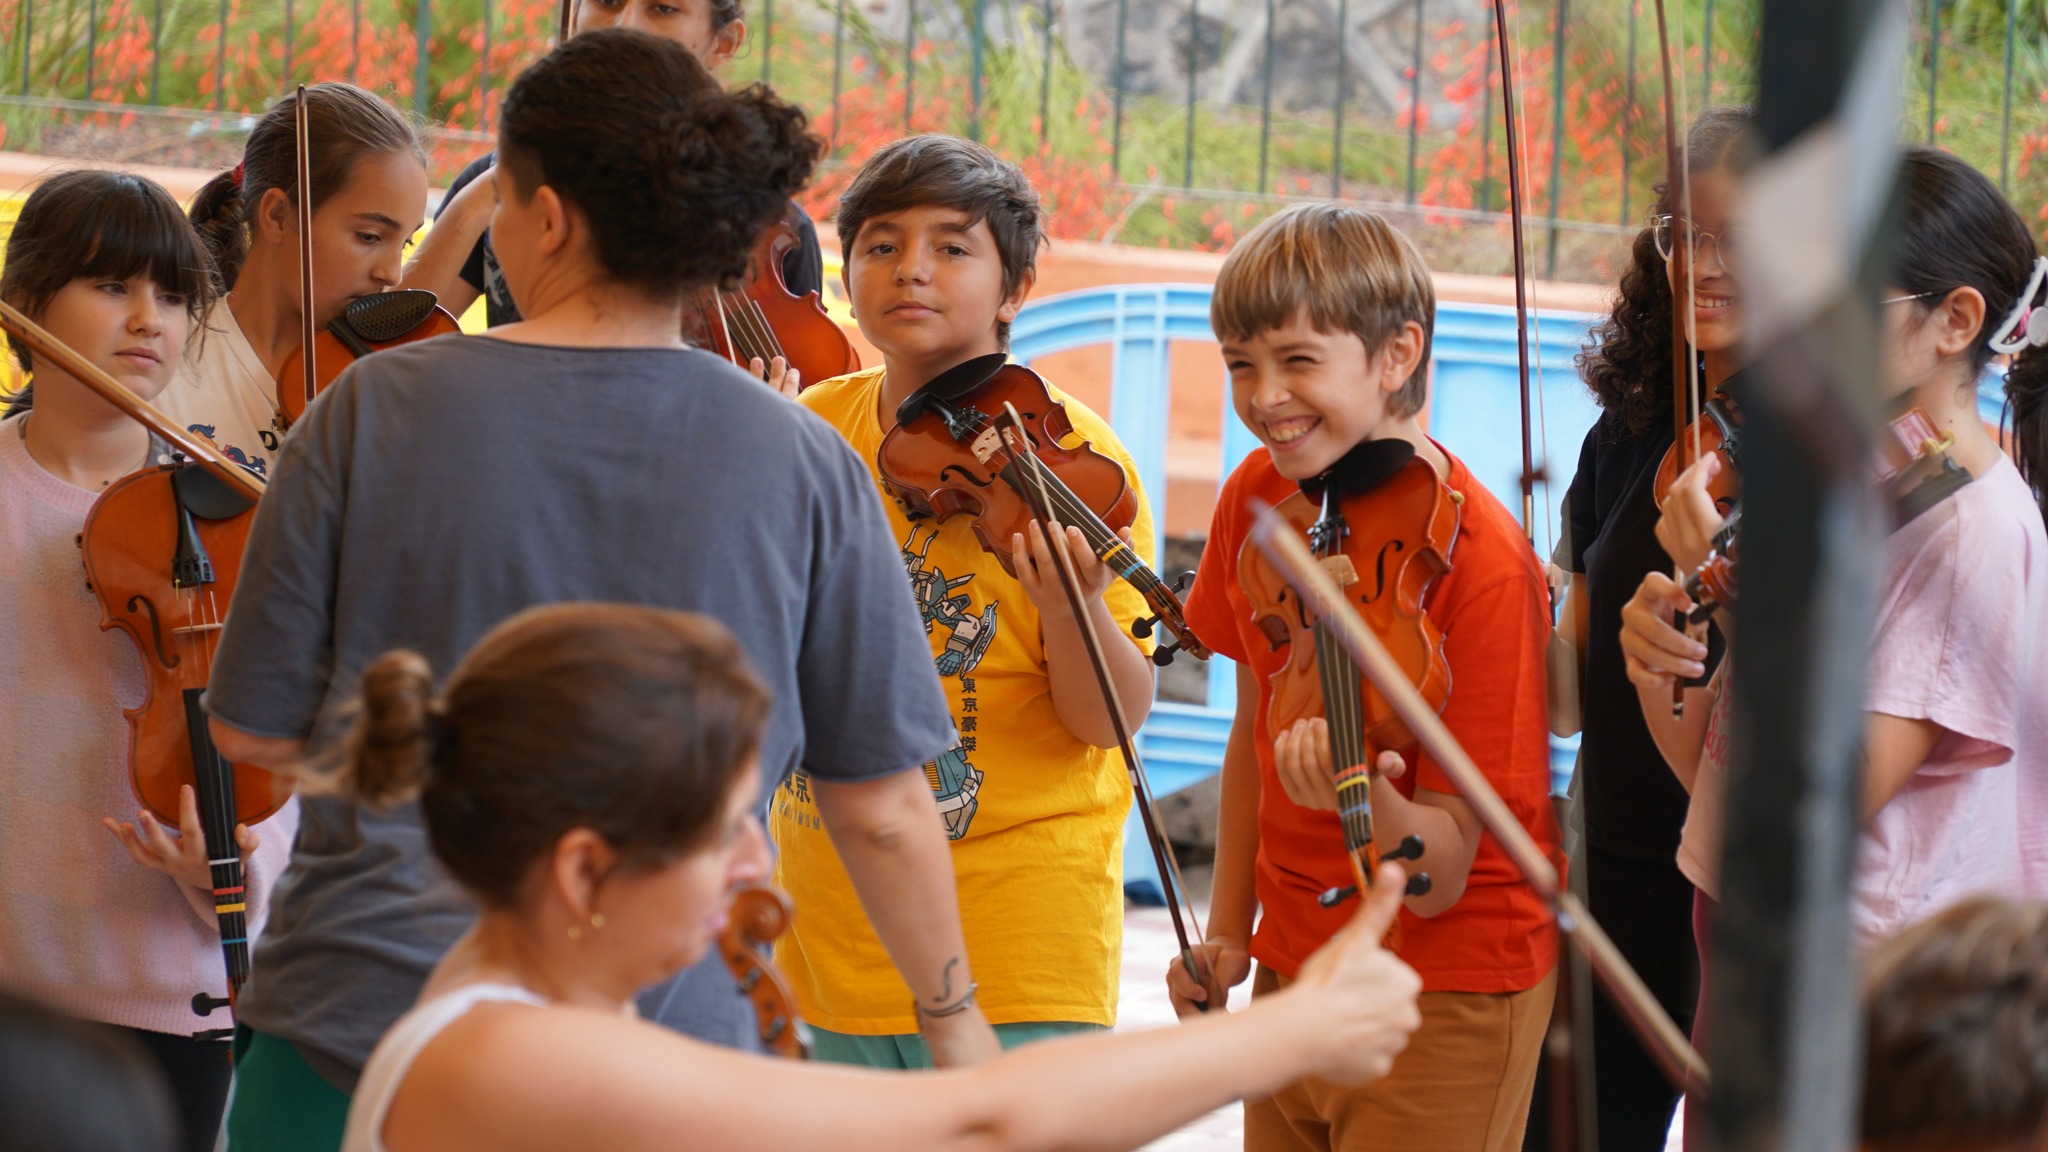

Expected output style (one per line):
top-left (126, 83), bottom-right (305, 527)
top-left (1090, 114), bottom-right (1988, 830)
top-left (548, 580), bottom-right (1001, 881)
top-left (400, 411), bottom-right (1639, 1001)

top-left (206, 334), bottom-right (954, 1074)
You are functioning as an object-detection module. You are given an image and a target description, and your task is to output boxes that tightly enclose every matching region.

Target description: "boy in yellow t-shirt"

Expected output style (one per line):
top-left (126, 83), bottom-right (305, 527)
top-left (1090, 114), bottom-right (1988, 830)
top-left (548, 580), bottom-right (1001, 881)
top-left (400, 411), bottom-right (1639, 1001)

top-left (773, 134), bottom-right (1159, 1066)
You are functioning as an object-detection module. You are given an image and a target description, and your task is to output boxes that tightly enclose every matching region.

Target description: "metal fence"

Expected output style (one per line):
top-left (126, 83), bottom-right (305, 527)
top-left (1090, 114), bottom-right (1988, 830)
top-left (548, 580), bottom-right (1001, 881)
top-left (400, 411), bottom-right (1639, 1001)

top-left (0, 0), bottom-right (2037, 278)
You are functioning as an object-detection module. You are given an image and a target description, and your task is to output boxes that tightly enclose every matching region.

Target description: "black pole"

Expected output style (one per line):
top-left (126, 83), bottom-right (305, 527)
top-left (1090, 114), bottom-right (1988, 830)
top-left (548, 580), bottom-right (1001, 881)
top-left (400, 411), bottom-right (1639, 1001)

top-left (1622, 0), bottom-right (1637, 225)
top-left (1702, 0), bottom-right (1897, 1144)
top-left (1040, 0), bottom-right (1055, 146)
top-left (1183, 0), bottom-right (1199, 187)
top-left (1257, 0), bottom-right (1276, 194)
top-left (1111, 0), bottom-right (1128, 179)
top-left (1479, 5), bottom-right (1493, 215)
top-left (1544, 0), bottom-right (1567, 277)
top-left (2000, 0), bottom-right (2016, 191)
top-left (904, 0), bottom-right (917, 134)
top-left (1925, 0), bottom-right (1938, 142)
top-left (832, 0), bottom-right (847, 152)
top-left (1332, 0), bottom-right (1348, 197)
top-left (214, 0), bottom-right (226, 112)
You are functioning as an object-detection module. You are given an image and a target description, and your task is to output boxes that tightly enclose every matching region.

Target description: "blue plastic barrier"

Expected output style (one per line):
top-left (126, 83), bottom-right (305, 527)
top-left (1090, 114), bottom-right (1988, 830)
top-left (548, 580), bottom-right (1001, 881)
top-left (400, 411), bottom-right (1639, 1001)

top-left (1011, 285), bottom-right (1600, 902)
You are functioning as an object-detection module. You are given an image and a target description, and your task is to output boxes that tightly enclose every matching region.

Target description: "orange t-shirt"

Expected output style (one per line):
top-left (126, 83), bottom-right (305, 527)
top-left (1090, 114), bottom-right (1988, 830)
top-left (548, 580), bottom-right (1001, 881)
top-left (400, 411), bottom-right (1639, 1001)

top-left (1183, 443), bottom-right (1562, 994)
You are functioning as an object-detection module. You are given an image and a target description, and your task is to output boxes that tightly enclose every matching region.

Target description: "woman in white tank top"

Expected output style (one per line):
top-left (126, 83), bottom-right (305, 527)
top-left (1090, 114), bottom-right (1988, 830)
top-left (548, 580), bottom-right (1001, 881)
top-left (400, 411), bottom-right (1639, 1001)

top-left (326, 601), bottom-right (1424, 1152)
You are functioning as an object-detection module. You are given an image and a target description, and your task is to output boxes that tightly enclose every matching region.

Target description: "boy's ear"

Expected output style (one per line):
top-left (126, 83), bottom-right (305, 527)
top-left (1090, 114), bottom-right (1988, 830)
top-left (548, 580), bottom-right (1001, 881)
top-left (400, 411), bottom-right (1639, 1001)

top-left (706, 17), bottom-right (747, 69)
top-left (840, 259), bottom-right (855, 319)
top-left (1378, 320), bottom-right (1428, 396)
top-left (532, 184), bottom-right (576, 262)
top-left (996, 266), bottom-right (1038, 324)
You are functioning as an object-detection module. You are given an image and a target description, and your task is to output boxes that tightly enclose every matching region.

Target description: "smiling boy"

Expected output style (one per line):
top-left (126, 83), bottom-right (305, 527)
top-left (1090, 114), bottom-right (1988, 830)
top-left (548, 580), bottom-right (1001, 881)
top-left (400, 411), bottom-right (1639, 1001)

top-left (771, 134), bottom-right (1161, 1067)
top-left (1168, 203), bottom-right (1561, 1152)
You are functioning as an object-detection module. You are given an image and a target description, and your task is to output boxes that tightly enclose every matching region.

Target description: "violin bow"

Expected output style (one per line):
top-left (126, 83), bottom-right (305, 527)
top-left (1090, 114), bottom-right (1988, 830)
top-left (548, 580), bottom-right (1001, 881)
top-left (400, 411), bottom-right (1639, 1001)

top-left (1249, 502), bottom-right (1709, 1092)
top-left (1488, 0), bottom-right (1539, 548)
top-left (1653, 0), bottom-right (1705, 719)
top-left (295, 85), bottom-right (319, 413)
top-left (993, 402), bottom-right (1217, 1011)
top-left (0, 301), bottom-right (265, 501)
top-left (559, 0), bottom-right (574, 41)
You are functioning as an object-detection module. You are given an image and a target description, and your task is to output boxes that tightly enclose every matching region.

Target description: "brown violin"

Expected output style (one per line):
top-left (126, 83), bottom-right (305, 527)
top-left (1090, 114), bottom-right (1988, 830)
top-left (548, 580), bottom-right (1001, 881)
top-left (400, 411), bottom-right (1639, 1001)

top-left (686, 213), bottom-right (859, 390)
top-left (274, 85), bottom-right (461, 429)
top-left (1238, 440), bottom-right (1454, 925)
top-left (877, 354), bottom-right (1208, 664)
top-left (1654, 384), bottom-right (1743, 513)
top-left (717, 884), bottom-right (810, 1059)
top-left (275, 291), bottom-right (462, 427)
top-left (0, 300), bottom-right (290, 1036)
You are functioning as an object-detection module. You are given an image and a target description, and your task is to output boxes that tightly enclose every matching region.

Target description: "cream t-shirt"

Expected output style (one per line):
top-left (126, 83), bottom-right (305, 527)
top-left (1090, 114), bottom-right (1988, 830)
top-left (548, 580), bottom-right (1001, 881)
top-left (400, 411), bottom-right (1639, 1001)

top-left (154, 306), bottom-right (284, 478)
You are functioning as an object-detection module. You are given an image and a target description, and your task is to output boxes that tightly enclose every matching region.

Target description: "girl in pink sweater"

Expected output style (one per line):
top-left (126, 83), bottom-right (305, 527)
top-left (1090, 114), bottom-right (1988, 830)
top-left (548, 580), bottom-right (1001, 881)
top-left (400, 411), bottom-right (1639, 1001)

top-left (0, 169), bottom-right (296, 1152)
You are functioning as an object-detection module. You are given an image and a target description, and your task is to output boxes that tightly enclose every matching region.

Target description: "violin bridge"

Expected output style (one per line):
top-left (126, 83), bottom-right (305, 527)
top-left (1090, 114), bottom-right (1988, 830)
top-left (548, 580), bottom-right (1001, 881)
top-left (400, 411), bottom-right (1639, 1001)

top-left (1320, 555), bottom-right (1360, 589)
top-left (969, 426), bottom-right (1004, 465)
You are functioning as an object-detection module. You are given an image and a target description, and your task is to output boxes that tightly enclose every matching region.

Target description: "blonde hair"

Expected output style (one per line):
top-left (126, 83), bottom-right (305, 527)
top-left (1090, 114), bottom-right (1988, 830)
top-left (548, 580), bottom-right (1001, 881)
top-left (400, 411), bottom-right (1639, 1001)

top-left (1211, 203), bottom-right (1436, 419)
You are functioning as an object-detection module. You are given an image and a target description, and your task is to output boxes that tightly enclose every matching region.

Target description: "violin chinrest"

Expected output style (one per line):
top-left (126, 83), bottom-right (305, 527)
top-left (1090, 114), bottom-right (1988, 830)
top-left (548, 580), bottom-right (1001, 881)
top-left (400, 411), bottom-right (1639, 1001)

top-left (171, 462), bottom-right (257, 520)
top-left (341, 289), bottom-right (444, 342)
top-left (1303, 439), bottom-right (1416, 500)
top-left (896, 352), bottom-right (1010, 426)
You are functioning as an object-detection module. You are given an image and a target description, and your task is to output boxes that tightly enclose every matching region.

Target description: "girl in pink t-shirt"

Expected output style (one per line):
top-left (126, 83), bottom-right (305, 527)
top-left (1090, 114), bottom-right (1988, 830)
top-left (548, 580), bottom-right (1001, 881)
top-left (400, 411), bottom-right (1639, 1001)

top-left (1621, 146), bottom-right (2048, 946)
top-left (1, 169), bottom-right (296, 1152)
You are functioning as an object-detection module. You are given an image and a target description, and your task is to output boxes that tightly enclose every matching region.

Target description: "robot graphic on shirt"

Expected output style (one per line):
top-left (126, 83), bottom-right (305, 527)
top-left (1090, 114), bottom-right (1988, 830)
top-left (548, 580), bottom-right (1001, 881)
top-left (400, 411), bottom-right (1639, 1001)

top-left (902, 526), bottom-right (995, 840)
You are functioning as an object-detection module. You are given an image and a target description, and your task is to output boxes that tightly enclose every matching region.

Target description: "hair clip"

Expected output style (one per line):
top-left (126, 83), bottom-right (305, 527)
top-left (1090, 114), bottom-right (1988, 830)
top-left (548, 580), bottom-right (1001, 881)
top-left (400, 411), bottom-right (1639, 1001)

top-left (230, 162), bottom-right (246, 190)
top-left (1989, 255), bottom-right (2048, 355)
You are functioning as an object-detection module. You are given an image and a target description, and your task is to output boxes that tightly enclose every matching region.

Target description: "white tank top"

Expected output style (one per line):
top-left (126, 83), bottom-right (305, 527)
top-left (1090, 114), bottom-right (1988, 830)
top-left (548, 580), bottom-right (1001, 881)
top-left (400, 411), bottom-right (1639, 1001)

top-left (339, 982), bottom-right (550, 1152)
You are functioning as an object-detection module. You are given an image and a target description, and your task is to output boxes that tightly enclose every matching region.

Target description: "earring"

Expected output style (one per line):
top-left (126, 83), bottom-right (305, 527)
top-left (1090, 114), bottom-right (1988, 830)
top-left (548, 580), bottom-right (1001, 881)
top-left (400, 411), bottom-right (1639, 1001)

top-left (590, 912), bottom-right (606, 931)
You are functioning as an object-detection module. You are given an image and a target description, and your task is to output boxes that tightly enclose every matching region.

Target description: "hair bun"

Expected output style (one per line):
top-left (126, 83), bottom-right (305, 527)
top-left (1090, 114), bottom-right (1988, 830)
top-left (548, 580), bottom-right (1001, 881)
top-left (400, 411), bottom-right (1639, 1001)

top-left (346, 649), bottom-right (438, 809)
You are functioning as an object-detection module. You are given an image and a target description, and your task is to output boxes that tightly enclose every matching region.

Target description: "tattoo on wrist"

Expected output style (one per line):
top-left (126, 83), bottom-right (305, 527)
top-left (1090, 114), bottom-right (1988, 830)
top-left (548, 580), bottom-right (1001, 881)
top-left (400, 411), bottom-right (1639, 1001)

top-left (917, 957), bottom-right (977, 1018)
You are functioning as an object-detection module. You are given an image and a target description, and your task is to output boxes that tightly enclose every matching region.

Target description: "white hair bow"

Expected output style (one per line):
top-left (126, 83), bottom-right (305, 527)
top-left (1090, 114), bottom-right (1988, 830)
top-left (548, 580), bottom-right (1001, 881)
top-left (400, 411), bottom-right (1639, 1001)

top-left (1989, 255), bottom-right (2048, 355)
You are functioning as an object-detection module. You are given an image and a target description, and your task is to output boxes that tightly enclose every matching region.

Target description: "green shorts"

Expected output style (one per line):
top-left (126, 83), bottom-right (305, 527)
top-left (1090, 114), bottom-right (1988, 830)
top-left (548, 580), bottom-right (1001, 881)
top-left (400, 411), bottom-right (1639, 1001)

top-left (227, 1026), bottom-right (352, 1152)
top-left (810, 1020), bottom-right (1103, 1069)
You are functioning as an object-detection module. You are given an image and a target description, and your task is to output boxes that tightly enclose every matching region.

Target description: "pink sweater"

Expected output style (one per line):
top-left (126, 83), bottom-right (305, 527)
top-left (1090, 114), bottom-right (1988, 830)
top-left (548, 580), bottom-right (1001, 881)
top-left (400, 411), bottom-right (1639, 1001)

top-left (0, 414), bottom-right (296, 1036)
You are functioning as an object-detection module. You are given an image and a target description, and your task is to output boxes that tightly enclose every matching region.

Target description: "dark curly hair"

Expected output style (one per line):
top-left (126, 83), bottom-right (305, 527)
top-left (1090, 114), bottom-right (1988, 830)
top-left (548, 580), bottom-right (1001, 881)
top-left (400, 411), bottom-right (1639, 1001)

top-left (1577, 105), bottom-right (1756, 438)
top-left (497, 27), bottom-right (821, 298)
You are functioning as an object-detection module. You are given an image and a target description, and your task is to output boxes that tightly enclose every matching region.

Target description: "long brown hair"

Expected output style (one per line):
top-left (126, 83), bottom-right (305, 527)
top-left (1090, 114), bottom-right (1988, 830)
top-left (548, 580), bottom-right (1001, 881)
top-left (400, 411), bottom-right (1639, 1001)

top-left (1576, 105), bottom-right (1756, 439)
top-left (186, 82), bottom-right (422, 291)
top-left (339, 604), bottom-right (770, 908)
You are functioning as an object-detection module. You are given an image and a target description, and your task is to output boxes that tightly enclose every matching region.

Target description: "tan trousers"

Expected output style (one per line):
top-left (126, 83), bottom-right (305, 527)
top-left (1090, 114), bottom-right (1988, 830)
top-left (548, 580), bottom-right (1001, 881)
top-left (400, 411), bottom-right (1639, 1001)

top-left (1245, 965), bottom-right (1556, 1152)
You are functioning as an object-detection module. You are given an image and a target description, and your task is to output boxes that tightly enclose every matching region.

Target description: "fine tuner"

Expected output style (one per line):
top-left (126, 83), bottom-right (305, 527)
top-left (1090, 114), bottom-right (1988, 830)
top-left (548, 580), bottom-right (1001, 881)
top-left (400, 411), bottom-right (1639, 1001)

top-left (1318, 834), bottom-right (1430, 908)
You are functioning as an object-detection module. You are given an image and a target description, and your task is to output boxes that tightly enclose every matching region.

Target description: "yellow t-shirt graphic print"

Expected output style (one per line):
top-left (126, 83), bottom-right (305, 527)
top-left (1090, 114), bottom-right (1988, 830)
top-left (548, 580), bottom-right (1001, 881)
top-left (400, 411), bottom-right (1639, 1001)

top-left (774, 365), bottom-right (1156, 1034)
top-left (902, 522), bottom-right (999, 839)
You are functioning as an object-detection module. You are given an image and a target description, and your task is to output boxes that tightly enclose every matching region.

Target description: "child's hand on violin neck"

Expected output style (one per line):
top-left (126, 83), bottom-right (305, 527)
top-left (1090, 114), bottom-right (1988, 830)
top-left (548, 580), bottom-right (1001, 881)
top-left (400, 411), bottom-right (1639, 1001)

top-left (1273, 719), bottom-right (1407, 812)
top-left (103, 784), bottom-right (259, 891)
top-left (1009, 519), bottom-right (1120, 615)
top-left (1618, 571), bottom-right (1709, 692)
top-left (1287, 862), bottom-right (1423, 1085)
top-left (1657, 453), bottom-right (1728, 575)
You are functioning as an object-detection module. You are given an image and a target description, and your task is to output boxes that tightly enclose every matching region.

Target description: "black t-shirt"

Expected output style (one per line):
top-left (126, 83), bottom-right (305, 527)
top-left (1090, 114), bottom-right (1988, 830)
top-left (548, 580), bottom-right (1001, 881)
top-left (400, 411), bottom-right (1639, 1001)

top-left (440, 152), bottom-right (826, 329)
top-left (1558, 411), bottom-right (1724, 861)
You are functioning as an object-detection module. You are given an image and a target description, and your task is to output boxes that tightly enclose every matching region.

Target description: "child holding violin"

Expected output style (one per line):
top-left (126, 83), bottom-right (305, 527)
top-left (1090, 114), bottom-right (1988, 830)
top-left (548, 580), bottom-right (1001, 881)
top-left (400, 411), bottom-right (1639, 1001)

top-left (0, 168), bottom-right (296, 1152)
top-left (1621, 145), bottom-right (2048, 954)
top-left (771, 133), bottom-right (1161, 1067)
top-left (404, 0), bottom-right (823, 392)
top-left (203, 31), bottom-right (1000, 1151)
top-left (1533, 104), bottom-right (1752, 1152)
top-left (150, 82), bottom-right (428, 477)
top-left (1167, 202), bottom-right (1561, 1152)
top-left (321, 602), bottom-right (1421, 1152)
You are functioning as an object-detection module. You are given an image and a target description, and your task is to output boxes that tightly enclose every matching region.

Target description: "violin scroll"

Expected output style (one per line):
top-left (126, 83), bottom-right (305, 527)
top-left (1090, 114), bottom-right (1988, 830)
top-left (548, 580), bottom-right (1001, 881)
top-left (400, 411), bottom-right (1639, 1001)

top-left (718, 883), bottom-right (811, 1059)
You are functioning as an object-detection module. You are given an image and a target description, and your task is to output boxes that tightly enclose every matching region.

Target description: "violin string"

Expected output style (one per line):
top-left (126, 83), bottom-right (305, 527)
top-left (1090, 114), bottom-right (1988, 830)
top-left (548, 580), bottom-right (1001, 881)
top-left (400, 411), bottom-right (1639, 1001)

top-left (1001, 413), bottom-right (1207, 956)
top-left (737, 294), bottom-right (786, 365)
top-left (720, 289), bottom-right (771, 365)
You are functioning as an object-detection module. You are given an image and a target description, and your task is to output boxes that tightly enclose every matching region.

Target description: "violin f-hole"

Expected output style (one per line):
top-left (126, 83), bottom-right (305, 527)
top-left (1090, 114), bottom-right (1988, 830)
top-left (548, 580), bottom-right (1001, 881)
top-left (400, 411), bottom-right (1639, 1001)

top-left (126, 595), bottom-right (181, 670)
top-left (1360, 539), bottom-right (1407, 605)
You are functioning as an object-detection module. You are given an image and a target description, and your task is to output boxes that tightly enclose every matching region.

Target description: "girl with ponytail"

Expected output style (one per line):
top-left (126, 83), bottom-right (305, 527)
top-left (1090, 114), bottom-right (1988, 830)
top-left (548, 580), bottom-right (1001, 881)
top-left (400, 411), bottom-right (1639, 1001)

top-left (1625, 143), bottom-right (2048, 943)
top-left (331, 603), bottom-right (1423, 1152)
top-left (151, 82), bottom-right (426, 478)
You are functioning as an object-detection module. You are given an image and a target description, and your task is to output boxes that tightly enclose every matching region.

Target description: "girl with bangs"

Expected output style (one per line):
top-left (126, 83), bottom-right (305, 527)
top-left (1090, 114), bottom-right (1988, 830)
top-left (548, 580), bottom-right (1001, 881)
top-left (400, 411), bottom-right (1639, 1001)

top-left (0, 168), bottom-right (298, 1152)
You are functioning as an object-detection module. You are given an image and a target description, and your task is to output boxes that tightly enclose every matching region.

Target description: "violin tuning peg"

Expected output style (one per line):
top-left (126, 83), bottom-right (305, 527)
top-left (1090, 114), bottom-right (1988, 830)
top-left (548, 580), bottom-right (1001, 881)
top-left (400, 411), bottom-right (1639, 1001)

top-left (1172, 570), bottom-right (1196, 594)
top-left (1383, 834), bottom-right (1426, 863)
top-left (1131, 614), bottom-right (1157, 640)
top-left (190, 991), bottom-right (231, 1018)
top-left (1405, 872), bottom-right (1433, 898)
top-left (1150, 639), bottom-right (1184, 668)
top-left (1317, 884), bottom-right (1360, 908)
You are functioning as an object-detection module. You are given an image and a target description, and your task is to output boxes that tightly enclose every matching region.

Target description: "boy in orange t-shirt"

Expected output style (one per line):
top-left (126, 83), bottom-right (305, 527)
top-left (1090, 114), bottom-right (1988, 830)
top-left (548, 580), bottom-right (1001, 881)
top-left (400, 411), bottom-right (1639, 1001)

top-left (1166, 203), bottom-right (1562, 1152)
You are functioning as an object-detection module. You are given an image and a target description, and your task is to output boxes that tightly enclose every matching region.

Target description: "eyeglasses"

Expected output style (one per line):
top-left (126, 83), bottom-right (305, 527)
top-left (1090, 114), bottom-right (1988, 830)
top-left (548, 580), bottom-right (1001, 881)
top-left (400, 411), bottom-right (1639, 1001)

top-left (1652, 216), bottom-right (1745, 276)
top-left (1880, 290), bottom-right (1942, 307)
